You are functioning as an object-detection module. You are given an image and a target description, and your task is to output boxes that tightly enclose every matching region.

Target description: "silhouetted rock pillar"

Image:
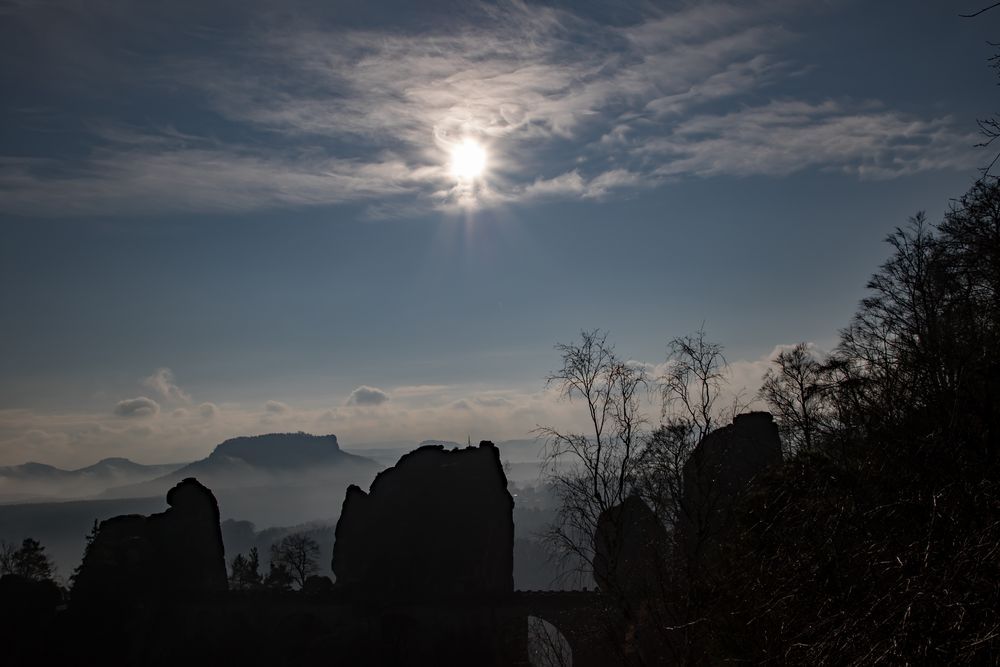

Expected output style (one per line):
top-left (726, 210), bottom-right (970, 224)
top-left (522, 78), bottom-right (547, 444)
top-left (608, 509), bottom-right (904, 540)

top-left (593, 495), bottom-right (670, 602)
top-left (681, 411), bottom-right (782, 565)
top-left (333, 441), bottom-right (515, 598)
top-left (71, 477), bottom-right (227, 608)
top-left (148, 477), bottom-right (228, 597)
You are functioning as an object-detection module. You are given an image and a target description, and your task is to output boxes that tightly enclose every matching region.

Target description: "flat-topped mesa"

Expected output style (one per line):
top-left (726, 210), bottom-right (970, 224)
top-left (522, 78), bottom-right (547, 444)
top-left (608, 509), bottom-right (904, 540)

top-left (71, 477), bottom-right (227, 607)
top-left (208, 432), bottom-right (345, 468)
top-left (332, 441), bottom-right (514, 599)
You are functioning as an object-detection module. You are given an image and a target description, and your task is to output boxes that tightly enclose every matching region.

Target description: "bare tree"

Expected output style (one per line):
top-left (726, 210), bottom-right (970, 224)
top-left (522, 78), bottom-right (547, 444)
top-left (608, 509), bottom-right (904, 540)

top-left (759, 343), bottom-right (831, 455)
top-left (659, 328), bottom-right (729, 443)
top-left (538, 328), bottom-right (750, 663)
top-left (536, 330), bottom-right (648, 581)
top-left (527, 616), bottom-right (573, 667)
top-left (636, 328), bottom-right (743, 664)
top-left (637, 328), bottom-right (738, 531)
top-left (0, 540), bottom-right (15, 576)
top-left (270, 533), bottom-right (320, 590)
top-left (956, 5), bottom-right (1000, 178)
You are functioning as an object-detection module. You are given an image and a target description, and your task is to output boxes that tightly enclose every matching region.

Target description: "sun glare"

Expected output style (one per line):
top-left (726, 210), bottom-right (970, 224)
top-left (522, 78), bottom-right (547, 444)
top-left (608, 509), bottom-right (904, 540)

top-left (450, 139), bottom-right (487, 181)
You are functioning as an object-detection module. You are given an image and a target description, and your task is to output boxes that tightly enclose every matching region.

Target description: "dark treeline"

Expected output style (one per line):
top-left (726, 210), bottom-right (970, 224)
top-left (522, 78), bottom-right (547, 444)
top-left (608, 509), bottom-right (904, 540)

top-left (535, 178), bottom-right (1000, 665)
top-left (715, 179), bottom-right (1000, 664)
top-left (712, 181), bottom-right (1000, 664)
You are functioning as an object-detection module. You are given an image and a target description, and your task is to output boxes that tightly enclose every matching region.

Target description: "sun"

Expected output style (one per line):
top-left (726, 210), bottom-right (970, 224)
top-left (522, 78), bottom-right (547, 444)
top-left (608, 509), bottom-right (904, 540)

top-left (450, 138), bottom-right (487, 181)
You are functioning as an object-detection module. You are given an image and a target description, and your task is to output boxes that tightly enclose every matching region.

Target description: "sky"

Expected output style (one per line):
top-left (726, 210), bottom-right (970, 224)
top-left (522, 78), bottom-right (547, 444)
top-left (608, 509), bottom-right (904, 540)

top-left (0, 0), bottom-right (995, 467)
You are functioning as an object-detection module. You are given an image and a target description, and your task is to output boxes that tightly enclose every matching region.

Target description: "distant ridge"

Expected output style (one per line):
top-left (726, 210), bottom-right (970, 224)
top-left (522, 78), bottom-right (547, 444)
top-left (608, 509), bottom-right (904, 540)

top-left (103, 432), bottom-right (380, 499)
top-left (0, 458), bottom-right (186, 503)
top-left (0, 457), bottom-right (184, 479)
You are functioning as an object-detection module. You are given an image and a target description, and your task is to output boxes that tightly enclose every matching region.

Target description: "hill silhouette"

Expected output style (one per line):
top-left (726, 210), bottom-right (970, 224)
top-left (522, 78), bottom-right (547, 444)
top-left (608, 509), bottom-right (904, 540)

top-left (0, 458), bottom-right (185, 503)
top-left (96, 432), bottom-right (381, 529)
top-left (104, 432), bottom-right (377, 499)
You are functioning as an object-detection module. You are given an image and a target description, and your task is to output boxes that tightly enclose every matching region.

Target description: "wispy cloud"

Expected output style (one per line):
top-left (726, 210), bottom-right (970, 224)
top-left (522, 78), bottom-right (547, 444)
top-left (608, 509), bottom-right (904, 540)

top-left (0, 0), bottom-right (980, 218)
top-left (264, 400), bottom-right (290, 414)
top-left (645, 100), bottom-right (979, 179)
top-left (142, 368), bottom-right (192, 404)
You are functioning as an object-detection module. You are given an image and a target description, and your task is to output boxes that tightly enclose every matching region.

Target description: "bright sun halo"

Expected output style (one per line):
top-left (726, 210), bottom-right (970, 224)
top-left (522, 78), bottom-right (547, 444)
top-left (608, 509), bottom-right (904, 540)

top-left (450, 139), bottom-right (487, 181)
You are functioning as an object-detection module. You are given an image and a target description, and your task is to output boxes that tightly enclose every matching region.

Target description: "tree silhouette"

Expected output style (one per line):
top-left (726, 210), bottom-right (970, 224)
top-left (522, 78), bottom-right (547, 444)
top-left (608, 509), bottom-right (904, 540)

top-left (759, 343), bottom-right (830, 455)
top-left (69, 519), bottom-right (99, 591)
top-left (0, 538), bottom-right (54, 582)
top-left (264, 561), bottom-right (293, 592)
top-left (535, 329), bottom-right (648, 583)
top-left (714, 179), bottom-right (1000, 665)
top-left (960, 3), bottom-right (1000, 177)
top-left (269, 534), bottom-right (319, 590)
top-left (229, 547), bottom-right (263, 591)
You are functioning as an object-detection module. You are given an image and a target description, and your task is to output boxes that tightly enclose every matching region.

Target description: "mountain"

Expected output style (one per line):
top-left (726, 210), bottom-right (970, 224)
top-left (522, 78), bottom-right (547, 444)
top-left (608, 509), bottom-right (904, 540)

top-left (102, 432), bottom-right (382, 528)
top-left (211, 432), bottom-right (371, 467)
top-left (0, 458), bottom-right (185, 504)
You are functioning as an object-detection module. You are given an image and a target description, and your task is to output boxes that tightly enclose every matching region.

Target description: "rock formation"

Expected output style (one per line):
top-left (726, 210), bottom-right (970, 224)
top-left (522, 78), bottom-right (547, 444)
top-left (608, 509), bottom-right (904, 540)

top-left (681, 411), bottom-right (782, 562)
top-left (72, 477), bottom-right (227, 606)
top-left (593, 495), bottom-right (670, 601)
top-left (332, 441), bottom-right (514, 599)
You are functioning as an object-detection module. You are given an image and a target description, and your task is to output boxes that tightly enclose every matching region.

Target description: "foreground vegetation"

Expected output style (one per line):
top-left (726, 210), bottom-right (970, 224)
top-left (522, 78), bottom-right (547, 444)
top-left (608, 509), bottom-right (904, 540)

top-left (540, 178), bottom-right (1000, 665)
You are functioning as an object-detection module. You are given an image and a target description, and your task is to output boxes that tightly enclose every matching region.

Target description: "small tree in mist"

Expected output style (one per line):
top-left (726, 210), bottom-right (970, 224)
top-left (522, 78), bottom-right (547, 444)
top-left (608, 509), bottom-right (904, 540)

top-left (229, 547), bottom-right (263, 591)
top-left (264, 561), bottom-right (293, 592)
top-left (270, 534), bottom-right (320, 590)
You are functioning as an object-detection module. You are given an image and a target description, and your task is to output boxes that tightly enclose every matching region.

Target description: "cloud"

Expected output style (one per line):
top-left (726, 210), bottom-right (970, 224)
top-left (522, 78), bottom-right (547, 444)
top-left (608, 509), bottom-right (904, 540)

top-left (645, 100), bottom-right (979, 179)
top-left (450, 399), bottom-right (473, 411)
top-left (0, 1), bottom-right (978, 217)
top-left (113, 396), bottom-right (160, 418)
top-left (142, 367), bottom-right (192, 403)
top-left (391, 385), bottom-right (452, 398)
top-left (0, 346), bottom-right (776, 468)
top-left (264, 400), bottom-right (289, 414)
top-left (198, 402), bottom-right (219, 419)
top-left (0, 144), bottom-right (435, 217)
top-left (346, 386), bottom-right (390, 407)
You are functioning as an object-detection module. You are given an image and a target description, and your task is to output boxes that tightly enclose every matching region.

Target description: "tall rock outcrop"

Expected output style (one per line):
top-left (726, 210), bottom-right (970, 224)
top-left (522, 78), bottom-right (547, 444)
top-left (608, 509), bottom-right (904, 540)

top-left (681, 412), bottom-right (782, 563)
top-left (593, 495), bottom-right (670, 601)
top-left (332, 441), bottom-right (514, 599)
top-left (72, 477), bottom-right (227, 607)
